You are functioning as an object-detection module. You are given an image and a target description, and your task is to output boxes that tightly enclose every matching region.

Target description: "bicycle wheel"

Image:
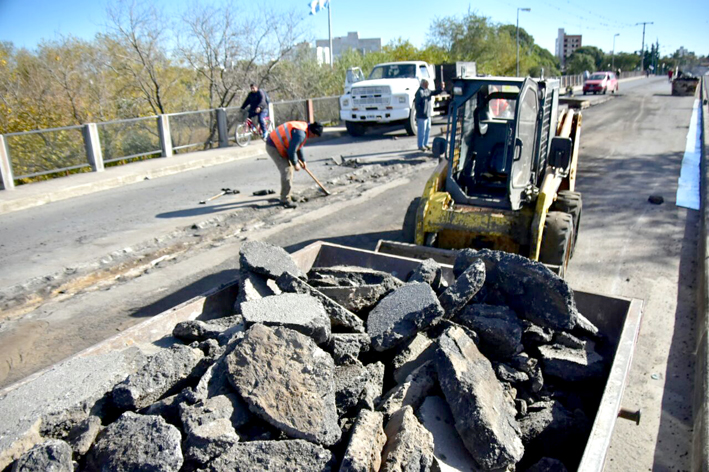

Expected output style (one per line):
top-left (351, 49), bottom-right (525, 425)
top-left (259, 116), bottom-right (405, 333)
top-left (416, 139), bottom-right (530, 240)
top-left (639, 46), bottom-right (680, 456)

top-left (235, 123), bottom-right (252, 147)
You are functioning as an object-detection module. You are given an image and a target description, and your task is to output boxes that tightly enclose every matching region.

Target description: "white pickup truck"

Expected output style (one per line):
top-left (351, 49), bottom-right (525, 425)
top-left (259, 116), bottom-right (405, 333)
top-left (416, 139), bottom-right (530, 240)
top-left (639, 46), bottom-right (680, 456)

top-left (339, 61), bottom-right (438, 137)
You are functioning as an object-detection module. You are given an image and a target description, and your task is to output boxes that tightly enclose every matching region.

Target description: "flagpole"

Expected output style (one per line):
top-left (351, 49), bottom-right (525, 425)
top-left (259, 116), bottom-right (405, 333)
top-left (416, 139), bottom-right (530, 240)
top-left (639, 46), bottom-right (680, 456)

top-left (328, 2), bottom-right (333, 68)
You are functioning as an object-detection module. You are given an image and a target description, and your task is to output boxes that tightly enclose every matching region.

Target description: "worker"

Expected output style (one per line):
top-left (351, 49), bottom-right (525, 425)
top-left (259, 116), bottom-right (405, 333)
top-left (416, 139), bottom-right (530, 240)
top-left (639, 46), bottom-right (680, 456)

top-left (241, 84), bottom-right (269, 139)
top-left (414, 79), bottom-right (445, 152)
top-left (266, 121), bottom-right (323, 208)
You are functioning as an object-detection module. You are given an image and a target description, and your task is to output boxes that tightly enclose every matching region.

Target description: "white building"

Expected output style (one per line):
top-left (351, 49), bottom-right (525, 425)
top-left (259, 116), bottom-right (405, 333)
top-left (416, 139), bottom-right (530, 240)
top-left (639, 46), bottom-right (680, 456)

top-left (555, 28), bottom-right (582, 68)
top-left (315, 32), bottom-right (381, 65)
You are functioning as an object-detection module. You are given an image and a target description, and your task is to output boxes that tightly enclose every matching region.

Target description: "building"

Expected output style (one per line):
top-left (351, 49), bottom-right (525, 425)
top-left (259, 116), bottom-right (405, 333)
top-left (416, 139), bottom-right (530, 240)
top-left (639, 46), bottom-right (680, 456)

top-left (315, 32), bottom-right (381, 65)
top-left (555, 28), bottom-right (582, 68)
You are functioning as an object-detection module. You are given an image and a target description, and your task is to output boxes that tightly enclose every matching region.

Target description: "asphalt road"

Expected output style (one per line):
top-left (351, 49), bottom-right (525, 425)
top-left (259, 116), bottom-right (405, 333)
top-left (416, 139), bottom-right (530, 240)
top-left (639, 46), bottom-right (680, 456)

top-left (0, 76), bottom-right (696, 470)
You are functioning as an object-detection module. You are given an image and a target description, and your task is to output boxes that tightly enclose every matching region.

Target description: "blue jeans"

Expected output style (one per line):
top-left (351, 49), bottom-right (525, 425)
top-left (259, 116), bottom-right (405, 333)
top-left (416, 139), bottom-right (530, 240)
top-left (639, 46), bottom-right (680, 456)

top-left (249, 110), bottom-right (268, 137)
top-left (417, 118), bottom-right (431, 149)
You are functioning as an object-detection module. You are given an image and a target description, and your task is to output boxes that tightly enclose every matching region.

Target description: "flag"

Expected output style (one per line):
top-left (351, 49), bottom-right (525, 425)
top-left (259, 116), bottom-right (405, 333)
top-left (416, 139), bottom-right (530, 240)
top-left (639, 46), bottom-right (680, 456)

top-left (309, 0), bottom-right (329, 15)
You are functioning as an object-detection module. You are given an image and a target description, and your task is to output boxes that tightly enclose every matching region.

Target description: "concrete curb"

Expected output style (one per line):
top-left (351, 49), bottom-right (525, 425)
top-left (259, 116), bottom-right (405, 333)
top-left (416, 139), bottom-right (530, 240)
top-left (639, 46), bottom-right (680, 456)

top-left (0, 127), bottom-right (348, 216)
top-left (694, 75), bottom-right (708, 472)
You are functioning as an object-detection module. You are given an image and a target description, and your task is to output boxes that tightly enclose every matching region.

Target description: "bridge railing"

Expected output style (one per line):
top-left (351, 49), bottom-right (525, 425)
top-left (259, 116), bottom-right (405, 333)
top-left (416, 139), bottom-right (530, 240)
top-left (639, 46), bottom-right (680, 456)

top-left (0, 73), bottom-right (646, 190)
top-left (0, 96), bottom-right (344, 191)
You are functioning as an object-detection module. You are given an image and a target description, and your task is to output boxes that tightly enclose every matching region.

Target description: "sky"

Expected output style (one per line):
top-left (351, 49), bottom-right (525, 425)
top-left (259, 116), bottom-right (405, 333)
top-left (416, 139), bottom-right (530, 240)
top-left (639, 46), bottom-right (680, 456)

top-left (0, 0), bottom-right (707, 58)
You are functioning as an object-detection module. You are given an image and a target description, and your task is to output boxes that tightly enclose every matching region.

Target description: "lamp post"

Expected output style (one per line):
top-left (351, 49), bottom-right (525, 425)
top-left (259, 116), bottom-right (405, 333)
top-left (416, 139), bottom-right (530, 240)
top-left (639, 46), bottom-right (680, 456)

top-left (516, 7), bottom-right (531, 77)
top-left (612, 33), bottom-right (619, 69)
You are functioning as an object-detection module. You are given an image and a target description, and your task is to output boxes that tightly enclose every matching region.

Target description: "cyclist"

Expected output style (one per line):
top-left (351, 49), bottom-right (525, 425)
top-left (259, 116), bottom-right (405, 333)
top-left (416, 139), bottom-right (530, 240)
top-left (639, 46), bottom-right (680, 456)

top-left (266, 121), bottom-right (323, 208)
top-left (240, 84), bottom-right (269, 139)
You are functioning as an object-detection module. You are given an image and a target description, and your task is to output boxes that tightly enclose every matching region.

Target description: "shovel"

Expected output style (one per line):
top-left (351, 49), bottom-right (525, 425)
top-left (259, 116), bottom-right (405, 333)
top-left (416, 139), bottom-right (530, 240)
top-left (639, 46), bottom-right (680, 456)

top-left (199, 188), bottom-right (240, 204)
top-left (299, 161), bottom-right (330, 196)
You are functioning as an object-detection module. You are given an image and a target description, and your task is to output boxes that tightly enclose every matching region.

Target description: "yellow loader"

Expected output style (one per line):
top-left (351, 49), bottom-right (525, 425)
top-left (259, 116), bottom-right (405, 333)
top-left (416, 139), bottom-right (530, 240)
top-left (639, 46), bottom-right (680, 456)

top-left (401, 76), bottom-right (582, 277)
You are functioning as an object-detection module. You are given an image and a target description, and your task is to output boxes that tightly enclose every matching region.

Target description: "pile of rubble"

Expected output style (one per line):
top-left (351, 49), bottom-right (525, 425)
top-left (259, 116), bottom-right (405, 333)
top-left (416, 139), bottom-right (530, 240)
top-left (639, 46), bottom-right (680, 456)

top-left (7, 241), bottom-right (608, 472)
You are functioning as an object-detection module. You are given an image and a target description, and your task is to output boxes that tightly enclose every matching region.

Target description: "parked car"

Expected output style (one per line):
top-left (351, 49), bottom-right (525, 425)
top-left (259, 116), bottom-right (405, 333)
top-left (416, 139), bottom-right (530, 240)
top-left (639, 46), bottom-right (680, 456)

top-left (583, 72), bottom-right (618, 95)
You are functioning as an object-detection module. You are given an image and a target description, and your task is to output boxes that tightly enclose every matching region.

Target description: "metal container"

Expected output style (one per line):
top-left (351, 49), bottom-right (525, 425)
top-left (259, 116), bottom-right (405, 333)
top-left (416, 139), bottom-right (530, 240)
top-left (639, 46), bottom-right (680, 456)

top-left (0, 241), bottom-right (642, 471)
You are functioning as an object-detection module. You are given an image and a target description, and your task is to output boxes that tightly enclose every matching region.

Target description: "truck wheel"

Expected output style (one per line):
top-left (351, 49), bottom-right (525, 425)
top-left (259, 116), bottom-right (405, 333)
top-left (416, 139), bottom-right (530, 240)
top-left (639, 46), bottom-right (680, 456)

top-left (402, 197), bottom-right (420, 243)
top-left (345, 121), bottom-right (366, 137)
top-left (404, 109), bottom-right (417, 136)
top-left (539, 211), bottom-right (574, 278)
top-left (551, 191), bottom-right (582, 257)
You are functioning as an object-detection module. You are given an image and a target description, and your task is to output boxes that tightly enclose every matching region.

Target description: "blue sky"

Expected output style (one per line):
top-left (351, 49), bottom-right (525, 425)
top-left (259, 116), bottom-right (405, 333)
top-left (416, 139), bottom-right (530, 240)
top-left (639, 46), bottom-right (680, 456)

top-left (0, 0), bottom-right (707, 57)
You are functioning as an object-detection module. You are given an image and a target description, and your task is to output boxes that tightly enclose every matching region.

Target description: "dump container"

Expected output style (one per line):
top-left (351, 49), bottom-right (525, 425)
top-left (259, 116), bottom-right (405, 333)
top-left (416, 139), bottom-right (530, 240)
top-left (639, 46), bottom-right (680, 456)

top-left (0, 241), bottom-right (643, 472)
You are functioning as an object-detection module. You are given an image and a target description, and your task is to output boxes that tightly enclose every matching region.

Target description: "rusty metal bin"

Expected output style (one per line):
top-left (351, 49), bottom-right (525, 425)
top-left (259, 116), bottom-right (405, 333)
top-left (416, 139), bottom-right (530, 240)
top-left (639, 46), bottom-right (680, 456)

top-left (672, 78), bottom-right (700, 96)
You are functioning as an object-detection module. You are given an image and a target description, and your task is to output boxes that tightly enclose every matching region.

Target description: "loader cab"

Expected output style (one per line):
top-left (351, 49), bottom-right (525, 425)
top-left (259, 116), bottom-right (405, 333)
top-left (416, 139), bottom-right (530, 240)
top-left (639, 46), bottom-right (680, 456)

top-left (444, 77), bottom-right (558, 210)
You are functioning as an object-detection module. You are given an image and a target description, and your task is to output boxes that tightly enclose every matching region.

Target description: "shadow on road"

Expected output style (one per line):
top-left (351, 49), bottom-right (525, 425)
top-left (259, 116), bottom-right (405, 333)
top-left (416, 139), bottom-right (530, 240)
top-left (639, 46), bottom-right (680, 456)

top-left (652, 208), bottom-right (698, 469)
top-left (155, 197), bottom-right (279, 219)
top-left (283, 230), bottom-right (405, 254)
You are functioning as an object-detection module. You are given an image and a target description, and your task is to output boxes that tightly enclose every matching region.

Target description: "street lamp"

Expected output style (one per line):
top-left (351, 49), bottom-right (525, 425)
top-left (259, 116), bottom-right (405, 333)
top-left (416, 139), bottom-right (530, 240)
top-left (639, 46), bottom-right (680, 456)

top-left (612, 33), bottom-right (619, 69)
top-left (516, 7), bottom-right (531, 77)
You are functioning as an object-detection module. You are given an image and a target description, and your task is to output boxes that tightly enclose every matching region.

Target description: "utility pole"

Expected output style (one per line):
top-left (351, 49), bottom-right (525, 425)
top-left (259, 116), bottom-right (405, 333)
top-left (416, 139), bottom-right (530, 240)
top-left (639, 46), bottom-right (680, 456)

top-left (327, 2), bottom-right (333, 69)
top-left (516, 7), bottom-right (531, 77)
top-left (636, 22), bottom-right (653, 72)
top-left (612, 33), bottom-right (619, 69)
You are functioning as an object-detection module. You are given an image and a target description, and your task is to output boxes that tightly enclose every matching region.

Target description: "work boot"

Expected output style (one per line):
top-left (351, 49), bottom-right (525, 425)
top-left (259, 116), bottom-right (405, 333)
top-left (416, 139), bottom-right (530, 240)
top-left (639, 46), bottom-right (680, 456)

top-left (281, 200), bottom-right (297, 209)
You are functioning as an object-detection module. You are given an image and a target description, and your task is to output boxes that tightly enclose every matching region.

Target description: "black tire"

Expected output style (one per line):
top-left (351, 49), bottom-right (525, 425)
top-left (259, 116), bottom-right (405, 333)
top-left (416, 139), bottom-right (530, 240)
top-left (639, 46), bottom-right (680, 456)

top-left (404, 108), bottom-right (417, 136)
top-left (402, 197), bottom-right (421, 243)
top-left (345, 121), bottom-right (366, 137)
top-left (539, 211), bottom-right (574, 278)
top-left (551, 190), bottom-right (582, 257)
top-left (583, 91), bottom-right (587, 95)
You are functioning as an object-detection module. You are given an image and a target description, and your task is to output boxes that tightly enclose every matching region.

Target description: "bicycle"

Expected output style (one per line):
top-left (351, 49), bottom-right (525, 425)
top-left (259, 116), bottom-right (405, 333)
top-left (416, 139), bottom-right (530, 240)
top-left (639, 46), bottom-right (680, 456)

top-left (235, 114), bottom-right (274, 147)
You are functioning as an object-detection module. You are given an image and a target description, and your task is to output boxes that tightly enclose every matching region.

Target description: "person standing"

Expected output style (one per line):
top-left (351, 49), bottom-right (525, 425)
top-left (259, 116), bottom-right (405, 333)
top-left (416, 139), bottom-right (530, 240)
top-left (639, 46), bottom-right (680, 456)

top-left (265, 121), bottom-right (323, 208)
top-left (414, 79), bottom-right (444, 151)
top-left (241, 84), bottom-right (269, 139)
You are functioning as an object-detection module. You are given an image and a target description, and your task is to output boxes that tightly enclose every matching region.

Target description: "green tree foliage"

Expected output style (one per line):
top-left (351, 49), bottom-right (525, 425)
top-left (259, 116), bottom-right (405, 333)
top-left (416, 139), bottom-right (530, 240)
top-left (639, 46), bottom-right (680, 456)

top-left (611, 52), bottom-right (640, 72)
top-left (572, 46), bottom-right (605, 70)
top-left (566, 53), bottom-right (596, 75)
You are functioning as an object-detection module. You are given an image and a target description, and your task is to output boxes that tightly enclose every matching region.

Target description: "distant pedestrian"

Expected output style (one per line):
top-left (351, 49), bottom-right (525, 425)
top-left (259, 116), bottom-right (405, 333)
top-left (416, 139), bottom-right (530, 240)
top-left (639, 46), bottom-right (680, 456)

top-left (265, 121), bottom-right (323, 208)
top-left (414, 79), bottom-right (445, 152)
top-left (668, 69), bottom-right (674, 81)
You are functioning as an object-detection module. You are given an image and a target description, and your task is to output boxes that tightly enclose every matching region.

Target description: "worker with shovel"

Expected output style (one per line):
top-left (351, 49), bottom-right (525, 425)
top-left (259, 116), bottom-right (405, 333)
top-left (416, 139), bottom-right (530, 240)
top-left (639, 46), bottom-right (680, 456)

top-left (266, 121), bottom-right (324, 208)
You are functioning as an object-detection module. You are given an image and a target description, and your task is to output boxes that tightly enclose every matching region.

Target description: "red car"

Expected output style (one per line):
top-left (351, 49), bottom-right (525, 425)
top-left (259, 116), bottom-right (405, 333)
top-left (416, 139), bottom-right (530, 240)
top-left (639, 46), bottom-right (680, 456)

top-left (583, 72), bottom-right (619, 95)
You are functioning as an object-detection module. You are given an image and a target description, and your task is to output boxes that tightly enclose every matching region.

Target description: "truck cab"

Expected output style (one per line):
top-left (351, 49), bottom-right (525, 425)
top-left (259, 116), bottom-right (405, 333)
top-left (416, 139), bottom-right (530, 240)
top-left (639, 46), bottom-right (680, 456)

top-left (340, 61), bottom-right (435, 137)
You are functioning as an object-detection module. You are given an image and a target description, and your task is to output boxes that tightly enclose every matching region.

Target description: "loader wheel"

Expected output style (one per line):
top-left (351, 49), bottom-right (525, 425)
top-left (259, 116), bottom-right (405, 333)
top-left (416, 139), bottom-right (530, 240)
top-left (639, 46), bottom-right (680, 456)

top-left (551, 191), bottom-right (582, 257)
top-left (404, 109), bottom-right (417, 136)
top-left (539, 211), bottom-right (574, 278)
top-left (402, 197), bottom-right (421, 243)
top-left (345, 121), bottom-right (366, 137)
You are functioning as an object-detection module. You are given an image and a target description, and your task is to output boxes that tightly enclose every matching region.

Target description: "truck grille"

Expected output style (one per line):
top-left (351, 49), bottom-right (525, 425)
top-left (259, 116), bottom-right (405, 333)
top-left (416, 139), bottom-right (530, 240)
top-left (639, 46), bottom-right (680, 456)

top-left (352, 86), bottom-right (391, 107)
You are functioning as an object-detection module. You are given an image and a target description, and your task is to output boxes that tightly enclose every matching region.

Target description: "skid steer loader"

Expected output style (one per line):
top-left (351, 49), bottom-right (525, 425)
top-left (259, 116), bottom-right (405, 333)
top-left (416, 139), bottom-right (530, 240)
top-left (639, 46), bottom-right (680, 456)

top-left (399, 76), bottom-right (582, 277)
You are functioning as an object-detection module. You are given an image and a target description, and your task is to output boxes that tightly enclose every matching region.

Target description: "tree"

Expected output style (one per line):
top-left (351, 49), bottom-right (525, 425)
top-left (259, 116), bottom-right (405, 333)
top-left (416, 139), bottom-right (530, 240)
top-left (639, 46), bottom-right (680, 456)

top-left (566, 53), bottom-right (595, 75)
top-left (572, 46), bottom-right (605, 70)
top-left (102, 0), bottom-right (175, 115)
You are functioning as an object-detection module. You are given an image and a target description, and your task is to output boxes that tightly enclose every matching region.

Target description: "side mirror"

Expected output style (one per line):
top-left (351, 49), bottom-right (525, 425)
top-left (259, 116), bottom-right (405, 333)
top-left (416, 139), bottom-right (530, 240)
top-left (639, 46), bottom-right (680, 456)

top-left (432, 137), bottom-right (447, 159)
top-left (549, 137), bottom-right (572, 172)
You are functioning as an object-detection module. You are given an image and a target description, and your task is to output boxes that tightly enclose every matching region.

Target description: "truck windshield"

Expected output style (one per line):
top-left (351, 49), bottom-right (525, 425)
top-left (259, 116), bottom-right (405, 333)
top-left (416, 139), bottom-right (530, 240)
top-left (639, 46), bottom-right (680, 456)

top-left (368, 64), bottom-right (416, 80)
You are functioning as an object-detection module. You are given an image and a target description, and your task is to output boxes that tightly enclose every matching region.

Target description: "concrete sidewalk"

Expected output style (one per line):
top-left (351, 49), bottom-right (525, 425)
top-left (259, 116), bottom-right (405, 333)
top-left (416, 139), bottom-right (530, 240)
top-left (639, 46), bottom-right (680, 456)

top-left (0, 126), bottom-right (348, 216)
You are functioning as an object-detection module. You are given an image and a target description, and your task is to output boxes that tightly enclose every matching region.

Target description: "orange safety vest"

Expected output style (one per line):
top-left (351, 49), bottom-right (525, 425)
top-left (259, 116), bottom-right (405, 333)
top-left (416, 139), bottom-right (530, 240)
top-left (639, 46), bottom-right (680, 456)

top-left (269, 121), bottom-right (309, 159)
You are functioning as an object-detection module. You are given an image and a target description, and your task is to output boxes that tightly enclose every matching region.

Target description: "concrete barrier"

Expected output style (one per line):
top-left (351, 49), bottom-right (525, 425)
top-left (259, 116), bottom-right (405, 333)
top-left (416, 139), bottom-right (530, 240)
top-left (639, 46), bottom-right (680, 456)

top-left (694, 75), bottom-right (709, 472)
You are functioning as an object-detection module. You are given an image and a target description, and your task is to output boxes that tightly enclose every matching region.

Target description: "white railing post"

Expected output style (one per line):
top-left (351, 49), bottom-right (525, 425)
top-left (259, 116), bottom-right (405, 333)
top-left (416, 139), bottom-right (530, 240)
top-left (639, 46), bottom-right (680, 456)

top-left (216, 108), bottom-right (229, 148)
top-left (269, 103), bottom-right (275, 127)
top-left (158, 114), bottom-right (173, 157)
top-left (0, 135), bottom-right (15, 190)
top-left (83, 123), bottom-right (104, 172)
